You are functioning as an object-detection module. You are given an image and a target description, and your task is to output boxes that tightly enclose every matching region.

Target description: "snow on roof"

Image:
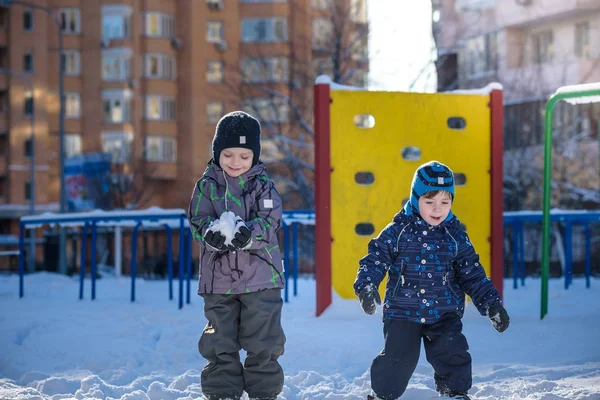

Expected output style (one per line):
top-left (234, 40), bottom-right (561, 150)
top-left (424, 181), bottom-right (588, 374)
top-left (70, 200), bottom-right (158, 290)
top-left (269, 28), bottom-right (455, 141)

top-left (283, 211), bottom-right (315, 226)
top-left (448, 82), bottom-right (503, 95)
top-left (314, 75), bottom-right (366, 91)
top-left (554, 82), bottom-right (600, 105)
top-left (20, 207), bottom-right (189, 229)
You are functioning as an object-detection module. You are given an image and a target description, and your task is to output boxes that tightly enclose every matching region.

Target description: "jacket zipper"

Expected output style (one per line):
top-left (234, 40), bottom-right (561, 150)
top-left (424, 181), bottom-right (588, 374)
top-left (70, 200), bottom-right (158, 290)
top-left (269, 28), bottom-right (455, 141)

top-left (393, 260), bottom-right (406, 296)
top-left (223, 170), bottom-right (229, 211)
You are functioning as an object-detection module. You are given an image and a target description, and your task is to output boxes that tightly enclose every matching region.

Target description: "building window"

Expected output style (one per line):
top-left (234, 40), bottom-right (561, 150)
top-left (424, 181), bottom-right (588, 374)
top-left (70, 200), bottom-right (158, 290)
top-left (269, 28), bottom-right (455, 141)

top-left (312, 18), bottom-right (333, 49)
top-left (61, 50), bottom-right (81, 76)
top-left (23, 9), bottom-right (33, 31)
top-left (259, 138), bottom-right (283, 162)
top-left (65, 134), bottom-right (82, 157)
top-left (145, 12), bottom-right (174, 37)
top-left (102, 5), bottom-right (132, 40)
top-left (575, 22), bottom-right (590, 58)
top-left (311, 0), bottom-right (332, 9)
top-left (145, 54), bottom-right (176, 80)
top-left (207, 21), bottom-right (224, 43)
top-left (102, 90), bottom-right (132, 123)
top-left (461, 32), bottom-right (497, 78)
top-left (23, 52), bottom-right (33, 73)
top-left (102, 131), bottom-right (133, 164)
top-left (241, 18), bottom-right (288, 43)
top-left (24, 90), bottom-right (33, 116)
top-left (347, 69), bottom-right (368, 88)
top-left (242, 97), bottom-right (289, 123)
top-left (24, 137), bottom-right (32, 157)
top-left (59, 8), bottom-right (81, 34)
top-left (241, 57), bottom-right (289, 83)
top-left (146, 96), bottom-right (175, 121)
top-left (349, 31), bottom-right (368, 61)
top-left (532, 30), bottom-right (553, 64)
top-left (312, 58), bottom-right (334, 77)
top-left (207, 102), bottom-right (224, 123)
top-left (25, 181), bottom-right (32, 201)
top-left (102, 49), bottom-right (132, 81)
top-left (65, 92), bottom-right (81, 119)
top-left (145, 136), bottom-right (177, 162)
top-left (207, 61), bottom-right (224, 83)
top-left (350, 0), bottom-right (367, 23)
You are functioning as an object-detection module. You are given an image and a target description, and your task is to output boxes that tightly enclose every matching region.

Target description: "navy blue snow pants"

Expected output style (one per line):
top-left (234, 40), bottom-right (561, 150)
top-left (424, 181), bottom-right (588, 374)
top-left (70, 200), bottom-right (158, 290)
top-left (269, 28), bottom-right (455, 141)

top-left (371, 312), bottom-right (472, 399)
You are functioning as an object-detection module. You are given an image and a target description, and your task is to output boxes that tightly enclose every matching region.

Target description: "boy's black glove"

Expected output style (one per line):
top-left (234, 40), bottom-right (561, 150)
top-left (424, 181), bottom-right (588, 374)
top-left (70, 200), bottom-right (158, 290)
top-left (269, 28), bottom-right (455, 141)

top-left (204, 230), bottom-right (227, 251)
top-left (358, 284), bottom-right (381, 315)
top-left (231, 224), bottom-right (252, 250)
top-left (487, 301), bottom-right (510, 333)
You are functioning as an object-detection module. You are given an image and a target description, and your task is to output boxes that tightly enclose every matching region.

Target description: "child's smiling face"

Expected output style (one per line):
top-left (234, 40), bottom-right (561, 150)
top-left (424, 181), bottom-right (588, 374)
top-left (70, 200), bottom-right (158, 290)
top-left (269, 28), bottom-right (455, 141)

top-left (219, 147), bottom-right (253, 177)
top-left (418, 191), bottom-right (453, 226)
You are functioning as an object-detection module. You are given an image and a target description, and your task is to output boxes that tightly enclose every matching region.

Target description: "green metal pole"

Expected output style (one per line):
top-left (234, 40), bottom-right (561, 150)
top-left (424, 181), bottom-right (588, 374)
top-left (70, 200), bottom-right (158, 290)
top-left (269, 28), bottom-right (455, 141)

top-left (541, 88), bottom-right (600, 320)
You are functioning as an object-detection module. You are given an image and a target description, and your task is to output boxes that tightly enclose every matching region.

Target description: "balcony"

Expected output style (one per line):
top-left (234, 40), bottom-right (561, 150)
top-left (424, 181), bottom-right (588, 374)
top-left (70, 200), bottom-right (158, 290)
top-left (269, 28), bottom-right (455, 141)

top-left (146, 162), bottom-right (176, 180)
top-left (497, 0), bottom-right (600, 28)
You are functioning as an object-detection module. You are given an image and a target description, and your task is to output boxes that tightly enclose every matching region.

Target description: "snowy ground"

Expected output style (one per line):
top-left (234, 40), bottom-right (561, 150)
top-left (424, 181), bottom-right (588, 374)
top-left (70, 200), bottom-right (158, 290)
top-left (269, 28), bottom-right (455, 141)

top-left (1, 272), bottom-right (599, 400)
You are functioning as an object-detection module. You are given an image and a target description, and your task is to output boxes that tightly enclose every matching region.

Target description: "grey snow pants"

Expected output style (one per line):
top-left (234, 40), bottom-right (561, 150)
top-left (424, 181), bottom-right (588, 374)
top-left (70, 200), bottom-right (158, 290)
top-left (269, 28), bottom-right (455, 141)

top-left (199, 289), bottom-right (286, 400)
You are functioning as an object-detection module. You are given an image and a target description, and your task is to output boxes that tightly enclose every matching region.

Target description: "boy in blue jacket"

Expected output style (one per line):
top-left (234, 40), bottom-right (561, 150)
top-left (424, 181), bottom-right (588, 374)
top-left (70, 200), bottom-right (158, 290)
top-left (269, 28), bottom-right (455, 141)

top-left (354, 160), bottom-right (510, 400)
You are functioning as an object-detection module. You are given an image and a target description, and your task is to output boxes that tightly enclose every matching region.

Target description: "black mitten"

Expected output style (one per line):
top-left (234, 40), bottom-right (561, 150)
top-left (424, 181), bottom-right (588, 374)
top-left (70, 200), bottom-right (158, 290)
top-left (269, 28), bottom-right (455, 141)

top-left (358, 284), bottom-right (381, 315)
top-left (204, 230), bottom-right (227, 251)
top-left (231, 224), bottom-right (252, 249)
top-left (487, 301), bottom-right (510, 333)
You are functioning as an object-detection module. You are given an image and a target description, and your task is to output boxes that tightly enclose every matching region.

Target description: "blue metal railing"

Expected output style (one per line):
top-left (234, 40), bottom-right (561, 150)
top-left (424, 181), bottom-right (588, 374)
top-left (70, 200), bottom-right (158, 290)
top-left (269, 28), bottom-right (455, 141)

top-left (504, 210), bottom-right (599, 289)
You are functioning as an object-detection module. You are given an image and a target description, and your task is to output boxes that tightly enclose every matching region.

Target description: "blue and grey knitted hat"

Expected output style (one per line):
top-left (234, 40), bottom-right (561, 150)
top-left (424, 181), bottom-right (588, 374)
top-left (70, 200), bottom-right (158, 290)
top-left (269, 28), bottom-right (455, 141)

top-left (404, 160), bottom-right (455, 218)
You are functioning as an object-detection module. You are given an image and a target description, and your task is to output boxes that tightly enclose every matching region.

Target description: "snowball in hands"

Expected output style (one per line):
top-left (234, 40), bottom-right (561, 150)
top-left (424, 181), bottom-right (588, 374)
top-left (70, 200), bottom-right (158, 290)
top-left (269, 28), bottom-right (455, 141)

top-left (207, 211), bottom-right (248, 246)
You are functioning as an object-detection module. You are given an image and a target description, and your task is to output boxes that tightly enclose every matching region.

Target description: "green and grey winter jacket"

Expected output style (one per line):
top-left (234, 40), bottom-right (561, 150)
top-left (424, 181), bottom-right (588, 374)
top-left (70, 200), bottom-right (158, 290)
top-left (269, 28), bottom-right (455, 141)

top-left (188, 161), bottom-right (284, 294)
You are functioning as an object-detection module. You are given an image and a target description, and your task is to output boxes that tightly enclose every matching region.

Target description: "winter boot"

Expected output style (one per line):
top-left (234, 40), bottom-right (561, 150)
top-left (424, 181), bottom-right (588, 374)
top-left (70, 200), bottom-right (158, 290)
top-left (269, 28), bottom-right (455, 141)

top-left (367, 394), bottom-right (389, 400)
top-left (440, 392), bottom-right (471, 400)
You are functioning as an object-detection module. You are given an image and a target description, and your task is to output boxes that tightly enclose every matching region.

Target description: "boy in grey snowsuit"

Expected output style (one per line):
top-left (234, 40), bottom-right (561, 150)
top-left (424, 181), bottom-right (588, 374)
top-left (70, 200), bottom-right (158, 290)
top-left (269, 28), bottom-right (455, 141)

top-left (188, 111), bottom-right (286, 400)
top-left (354, 161), bottom-right (510, 400)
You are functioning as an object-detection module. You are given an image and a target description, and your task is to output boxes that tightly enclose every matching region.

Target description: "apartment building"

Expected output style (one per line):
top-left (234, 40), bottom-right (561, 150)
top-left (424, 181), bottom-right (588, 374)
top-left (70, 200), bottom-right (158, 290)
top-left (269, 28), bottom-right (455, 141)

top-left (433, 0), bottom-right (600, 210)
top-left (0, 0), bottom-right (369, 237)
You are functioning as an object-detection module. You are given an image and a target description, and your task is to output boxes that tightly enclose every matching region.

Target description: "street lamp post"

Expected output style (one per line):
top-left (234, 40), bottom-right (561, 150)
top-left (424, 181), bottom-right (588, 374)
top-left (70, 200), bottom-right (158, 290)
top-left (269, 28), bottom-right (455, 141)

top-left (0, 68), bottom-right (35, 272)
top-left (7, 0), bottom-right (68, 272)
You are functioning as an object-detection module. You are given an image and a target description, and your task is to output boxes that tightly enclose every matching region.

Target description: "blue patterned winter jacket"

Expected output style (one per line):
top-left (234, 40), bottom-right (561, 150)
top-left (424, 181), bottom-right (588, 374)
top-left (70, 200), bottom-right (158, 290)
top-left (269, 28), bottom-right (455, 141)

top-left (354, 210), bottom-right (501, 324)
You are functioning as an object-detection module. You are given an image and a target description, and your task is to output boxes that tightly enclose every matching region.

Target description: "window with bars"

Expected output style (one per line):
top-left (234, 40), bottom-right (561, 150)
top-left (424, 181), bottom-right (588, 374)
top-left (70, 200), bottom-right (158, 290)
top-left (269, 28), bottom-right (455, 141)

top-left (145, 136), bottom-right (177, 162)
top-left (23, 52), bottom-right (33, 73)
top-left (145, 54), bottom-right (176, 80)
top-left (207, 61), bottom-right (224, 83)
top-left (102, 131), bottom-right (133, 164)
top-left (207, 102), bottom-right (224, 124)
top-left (59, 8), bottom-right (81, 34)
top-left (146, 96), bottom-right (176, 120)
top-left (65, 92), bottom-right (81, 119)
top-left (145, 12), bottom-right (174, 37)
top-left (207, 21), bottom-right (224, 43)
top-left (312, 18), bottom-right (333, 49)
top-left (241, 97), bottom-right (289, 123)
top-left (241, 18), bottom-right (288, 43)
top-left (102, 13), bottom-right (131, 40)
top-left (102, 51), bottom-right (131, 81)
top-left (23, 9), bottom-right (33, 31)
top-left (241, 57), bottom-right (289, 83)
top-left (575, 22), bottom-right (590, 58)
top-left (61, 50), bottom-right (81, 75)
top-left (24, 90), bottom-right (33, 116)
top-left (102, 90), bottom-right (132, 123)
top-left (532, 30), bottom-right (553, 64)
top-left (65, 134), bottom-right (82, 157)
